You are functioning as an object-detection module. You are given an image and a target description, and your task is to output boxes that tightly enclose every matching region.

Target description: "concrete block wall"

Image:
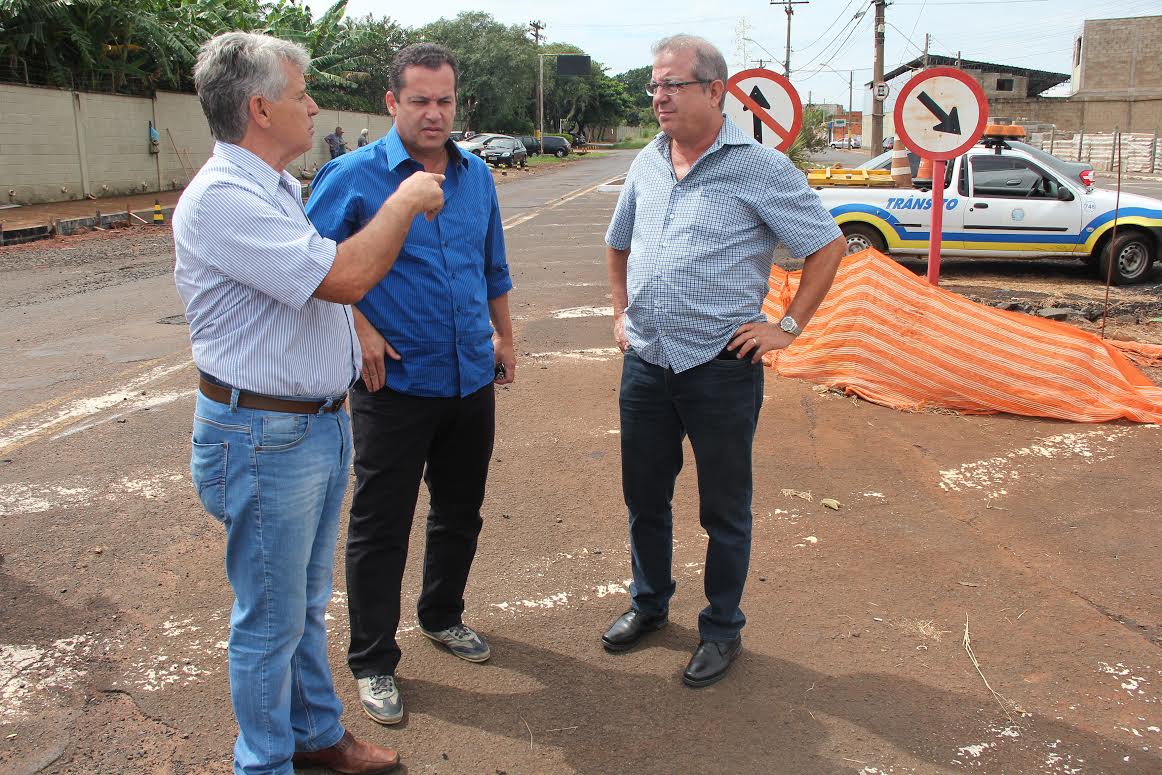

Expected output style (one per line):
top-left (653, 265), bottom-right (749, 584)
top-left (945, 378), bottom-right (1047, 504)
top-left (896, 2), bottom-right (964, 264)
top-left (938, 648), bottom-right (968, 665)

top-left (293, 109), bottom-right (394, 177)
top-left (155, 91), bottom-right (216, 191)
top-left (0, 84), bottom-right (393, 205)
top-left (0, 84), bottom-right (83, 203)
top-left (77, 91), bottom-right (159, 197)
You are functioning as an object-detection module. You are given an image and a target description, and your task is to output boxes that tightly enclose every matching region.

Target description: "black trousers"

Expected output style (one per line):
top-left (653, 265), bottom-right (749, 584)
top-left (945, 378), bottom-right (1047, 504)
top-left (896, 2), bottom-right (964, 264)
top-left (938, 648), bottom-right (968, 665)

top-left (345, 381), bottom-right (495, 678)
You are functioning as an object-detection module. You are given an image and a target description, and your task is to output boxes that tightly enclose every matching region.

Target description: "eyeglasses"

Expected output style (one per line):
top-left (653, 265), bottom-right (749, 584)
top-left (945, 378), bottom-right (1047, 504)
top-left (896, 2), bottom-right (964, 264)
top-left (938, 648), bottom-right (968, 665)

top-left (644, 79), bottom-right (712, 96)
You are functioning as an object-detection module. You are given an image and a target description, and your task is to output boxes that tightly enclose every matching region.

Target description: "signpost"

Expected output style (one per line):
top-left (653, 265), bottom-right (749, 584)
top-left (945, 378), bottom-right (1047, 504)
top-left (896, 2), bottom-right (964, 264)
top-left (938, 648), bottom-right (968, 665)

top-left (724, 68), bottom-right (803, 153)
top-left (893, 67), bottom-right (988, 285)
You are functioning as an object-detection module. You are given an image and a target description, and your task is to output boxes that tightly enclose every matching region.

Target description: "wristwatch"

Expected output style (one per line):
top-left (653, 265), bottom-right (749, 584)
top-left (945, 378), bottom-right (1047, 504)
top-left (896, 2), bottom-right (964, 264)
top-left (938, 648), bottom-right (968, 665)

top-left (778, 314), bottom-right (802, 337)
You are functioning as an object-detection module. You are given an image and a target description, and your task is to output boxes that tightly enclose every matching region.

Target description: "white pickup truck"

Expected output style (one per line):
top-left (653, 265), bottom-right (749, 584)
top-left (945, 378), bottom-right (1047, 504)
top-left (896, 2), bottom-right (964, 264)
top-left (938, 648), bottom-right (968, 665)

top-left (815, 139), bottom-right (1162, 284)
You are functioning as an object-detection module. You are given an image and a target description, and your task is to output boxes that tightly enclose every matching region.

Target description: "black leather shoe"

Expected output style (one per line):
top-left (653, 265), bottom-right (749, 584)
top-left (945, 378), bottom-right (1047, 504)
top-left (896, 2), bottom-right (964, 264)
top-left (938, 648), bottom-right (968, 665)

top-left (682, 636), bottom-right (742, 688)
top-left (601, 609), bottom-right (668, 653)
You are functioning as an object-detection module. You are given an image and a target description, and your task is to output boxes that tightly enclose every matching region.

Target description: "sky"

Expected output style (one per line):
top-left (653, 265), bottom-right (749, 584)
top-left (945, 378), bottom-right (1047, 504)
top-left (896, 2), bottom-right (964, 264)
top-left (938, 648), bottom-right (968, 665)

top-left (346, 0), bottom-right (1159, 110)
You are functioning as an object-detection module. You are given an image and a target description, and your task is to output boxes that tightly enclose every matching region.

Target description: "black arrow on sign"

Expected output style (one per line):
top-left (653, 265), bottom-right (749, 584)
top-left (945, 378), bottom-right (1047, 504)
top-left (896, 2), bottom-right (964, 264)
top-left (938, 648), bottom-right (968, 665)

top-left (917, 90), bottom-right (961, 134)
top-left (741, 85), bottom-right (770, 143)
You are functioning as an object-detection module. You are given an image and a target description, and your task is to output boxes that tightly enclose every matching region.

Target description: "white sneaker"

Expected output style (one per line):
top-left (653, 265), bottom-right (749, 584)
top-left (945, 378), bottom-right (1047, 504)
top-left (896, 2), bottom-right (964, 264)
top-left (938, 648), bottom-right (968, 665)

top-left (357, 674), bottom-right (403, 725)
top-left (418, 623), bottom-right (491, 663)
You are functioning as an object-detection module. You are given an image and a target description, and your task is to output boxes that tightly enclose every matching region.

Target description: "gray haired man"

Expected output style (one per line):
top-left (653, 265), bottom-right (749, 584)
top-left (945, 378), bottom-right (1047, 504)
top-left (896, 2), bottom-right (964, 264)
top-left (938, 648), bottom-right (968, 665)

top-left (174, 31), bottom-right (443, 775)
top-left (602, 34), bottom-right (844, 687)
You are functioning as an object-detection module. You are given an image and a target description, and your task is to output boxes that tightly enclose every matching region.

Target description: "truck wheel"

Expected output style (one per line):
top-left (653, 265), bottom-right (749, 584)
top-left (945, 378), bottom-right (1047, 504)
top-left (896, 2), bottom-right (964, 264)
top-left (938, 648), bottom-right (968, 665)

top-left (840, 223), bottom-right (886, 255)
top-left (1097, 231), bottom-right (1155, 285)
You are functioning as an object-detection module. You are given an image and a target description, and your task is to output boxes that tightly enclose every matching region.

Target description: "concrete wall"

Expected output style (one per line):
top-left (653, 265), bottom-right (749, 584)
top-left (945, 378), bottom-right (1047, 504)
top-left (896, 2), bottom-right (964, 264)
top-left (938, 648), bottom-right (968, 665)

top-left (989, 96), bottom-right (1162, 133)
top-left (0, 84), bottom-right (83, 203)
top-left (1078, 16), bottom-right (1162, 96)
top-left (0, 84), bottom-right (393, 205)
top-left (77, 91), bottom-right (159, 197)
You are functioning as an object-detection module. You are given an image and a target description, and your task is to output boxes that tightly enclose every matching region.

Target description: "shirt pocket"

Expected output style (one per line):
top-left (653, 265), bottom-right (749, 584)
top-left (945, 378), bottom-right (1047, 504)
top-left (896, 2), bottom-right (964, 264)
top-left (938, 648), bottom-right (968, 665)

top-left (689, 190), bottom-right (753, 243)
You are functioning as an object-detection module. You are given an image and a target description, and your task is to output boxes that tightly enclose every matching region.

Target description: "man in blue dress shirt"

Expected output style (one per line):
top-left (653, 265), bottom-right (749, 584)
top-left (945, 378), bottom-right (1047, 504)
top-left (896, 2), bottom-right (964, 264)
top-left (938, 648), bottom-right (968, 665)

top-left (601, 34), bottom-right (846, 688)
top-left (174, 33), bottom-right (445, 775)
top-left (307, 43), bottom-right (515, 726)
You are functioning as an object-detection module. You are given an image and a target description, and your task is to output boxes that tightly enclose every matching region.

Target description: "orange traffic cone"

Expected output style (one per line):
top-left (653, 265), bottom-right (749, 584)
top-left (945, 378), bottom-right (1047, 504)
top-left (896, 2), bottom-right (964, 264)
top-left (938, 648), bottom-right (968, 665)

top-left (914, 156), bottom-right (934, 189)
top-left (890, 139), bottom-right (912, 188)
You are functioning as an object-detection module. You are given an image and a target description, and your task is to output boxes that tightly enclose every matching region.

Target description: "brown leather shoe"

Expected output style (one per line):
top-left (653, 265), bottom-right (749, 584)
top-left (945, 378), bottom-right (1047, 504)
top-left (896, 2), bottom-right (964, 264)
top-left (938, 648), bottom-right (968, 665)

top-left (292, 731), bottom-right (400, 774)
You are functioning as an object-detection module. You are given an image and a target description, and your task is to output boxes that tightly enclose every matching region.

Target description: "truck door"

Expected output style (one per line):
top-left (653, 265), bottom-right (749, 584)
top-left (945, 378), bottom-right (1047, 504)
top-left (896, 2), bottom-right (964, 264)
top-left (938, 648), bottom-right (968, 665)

top-left (961, 154), bottom-right (1081, 256)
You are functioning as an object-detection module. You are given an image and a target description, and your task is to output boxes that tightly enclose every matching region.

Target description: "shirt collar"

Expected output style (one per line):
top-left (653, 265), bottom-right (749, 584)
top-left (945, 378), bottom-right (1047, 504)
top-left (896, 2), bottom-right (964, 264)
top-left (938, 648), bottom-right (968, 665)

top-left (383, 125), bottom-right (470, 172)
top-left (213, 141), bottom-right (301, 198)
top-left (652, 114), bottom-right (753, 160)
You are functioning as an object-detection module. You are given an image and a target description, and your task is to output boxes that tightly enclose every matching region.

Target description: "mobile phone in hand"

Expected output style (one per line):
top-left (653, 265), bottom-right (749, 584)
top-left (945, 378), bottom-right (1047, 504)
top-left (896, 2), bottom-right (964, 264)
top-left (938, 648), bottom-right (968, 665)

top-left (494, 362), bottom-right (506, 380)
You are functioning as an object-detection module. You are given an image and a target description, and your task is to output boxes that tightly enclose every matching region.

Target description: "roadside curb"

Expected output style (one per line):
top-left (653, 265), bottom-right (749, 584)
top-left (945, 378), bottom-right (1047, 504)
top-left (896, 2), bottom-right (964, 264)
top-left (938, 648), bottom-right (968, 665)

top-left (0, 207), bottom-right (175, 247)
top-left (1097, 173), bottom-right (1162, 183)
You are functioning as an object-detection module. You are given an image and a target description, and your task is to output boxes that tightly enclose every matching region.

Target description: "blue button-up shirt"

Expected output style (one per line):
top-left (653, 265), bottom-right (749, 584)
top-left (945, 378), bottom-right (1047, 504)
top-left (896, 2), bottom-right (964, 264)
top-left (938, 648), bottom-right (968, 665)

top-left (606, 116), bottom-right (841, 373)
top-left (306, 127), bottom-right (512, 398)
top-left (173, 142), bottom-right (359, 398)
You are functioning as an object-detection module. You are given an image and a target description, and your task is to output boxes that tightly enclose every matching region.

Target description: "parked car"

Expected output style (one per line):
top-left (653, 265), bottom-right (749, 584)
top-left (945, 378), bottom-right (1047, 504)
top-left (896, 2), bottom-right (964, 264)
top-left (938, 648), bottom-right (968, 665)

top-left (513, 135), bottom-right (572, 157)
top-left (829, 138), bottom-right (853, 149)
top-left (481, 136), bottom-right (527, 168)
top-left (449, 131), bottom-right (465, 142)
top-left (859, 139), bottom-right (1095, 188)
top-left (540, 136), bottom-right (572, 158)
top-left (456, 133), bottom-right (503, 156)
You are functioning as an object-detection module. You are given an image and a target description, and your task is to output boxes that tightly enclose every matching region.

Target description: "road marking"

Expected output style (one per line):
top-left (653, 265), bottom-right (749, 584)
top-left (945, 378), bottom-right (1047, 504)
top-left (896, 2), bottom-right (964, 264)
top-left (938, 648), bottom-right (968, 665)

top-left (0, 358), bottom-right (192, 455)
top-left (501, 174), bottom-right (624, 232)
top-left (549, 305), bottom-right (613, 319)
top-left (938, 428), bottom-right (1136, 500)
top-left (527, 348), bottom-right (620, 362)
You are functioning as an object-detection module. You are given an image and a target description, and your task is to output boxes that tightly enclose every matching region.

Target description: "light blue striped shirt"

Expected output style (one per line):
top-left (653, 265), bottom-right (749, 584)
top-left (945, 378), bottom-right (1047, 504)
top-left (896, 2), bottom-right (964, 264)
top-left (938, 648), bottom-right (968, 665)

top-left (606, 116), bottom-right (842, 373)
top-left (173, 142), bottom-right (360, 398)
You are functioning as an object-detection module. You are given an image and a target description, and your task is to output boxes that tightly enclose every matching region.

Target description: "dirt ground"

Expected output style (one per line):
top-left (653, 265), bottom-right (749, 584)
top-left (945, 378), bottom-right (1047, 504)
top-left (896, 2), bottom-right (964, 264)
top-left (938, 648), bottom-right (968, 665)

top-left (2, 155), bottom-right (1161, 775)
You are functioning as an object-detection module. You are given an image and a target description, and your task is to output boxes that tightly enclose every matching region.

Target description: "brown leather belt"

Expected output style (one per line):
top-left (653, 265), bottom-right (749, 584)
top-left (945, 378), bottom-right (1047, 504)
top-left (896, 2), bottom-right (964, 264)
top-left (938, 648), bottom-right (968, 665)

top-left (198, 379), bottom-right (346, 414)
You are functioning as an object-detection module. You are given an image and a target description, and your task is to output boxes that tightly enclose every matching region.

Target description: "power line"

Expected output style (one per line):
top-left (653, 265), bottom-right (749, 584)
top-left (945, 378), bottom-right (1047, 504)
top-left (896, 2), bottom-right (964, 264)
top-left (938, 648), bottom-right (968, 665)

top-left (794, 0), bottom-right (858, 53)
top-left (795, 2), bottom-right (872, 74)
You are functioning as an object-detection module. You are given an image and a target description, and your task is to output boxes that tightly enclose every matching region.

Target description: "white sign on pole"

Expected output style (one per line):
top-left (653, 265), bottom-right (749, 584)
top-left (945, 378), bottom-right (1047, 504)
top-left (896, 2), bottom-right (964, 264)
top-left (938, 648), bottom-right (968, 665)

top-left (893, 67), bottom-right (989, 160)
top-left (873, 82), bottom-right (890, 101)
top-left (723, 68), bottom-right (803, 153)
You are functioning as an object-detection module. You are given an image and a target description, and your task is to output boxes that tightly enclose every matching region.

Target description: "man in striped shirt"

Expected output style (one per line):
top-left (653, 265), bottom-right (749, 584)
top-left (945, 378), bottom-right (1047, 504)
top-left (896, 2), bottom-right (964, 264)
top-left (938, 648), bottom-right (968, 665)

top-left (174, 32), bottom-right (443, 775)
top-left (306, 43), bottom-right (514, 727)
top-left (601, 35), bottom-right (845, 688)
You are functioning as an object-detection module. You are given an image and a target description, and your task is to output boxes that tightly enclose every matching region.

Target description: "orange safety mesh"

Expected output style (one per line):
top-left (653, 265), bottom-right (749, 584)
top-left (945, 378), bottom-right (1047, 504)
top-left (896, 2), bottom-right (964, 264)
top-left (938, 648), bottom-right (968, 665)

top-left (762, 250), bottom-right (1162, 423)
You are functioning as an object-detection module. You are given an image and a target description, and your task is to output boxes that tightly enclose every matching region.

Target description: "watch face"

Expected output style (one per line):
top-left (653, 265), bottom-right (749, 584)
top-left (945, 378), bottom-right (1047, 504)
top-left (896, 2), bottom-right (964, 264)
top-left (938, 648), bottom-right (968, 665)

top-left (780, 316), bottom-right (797, 333)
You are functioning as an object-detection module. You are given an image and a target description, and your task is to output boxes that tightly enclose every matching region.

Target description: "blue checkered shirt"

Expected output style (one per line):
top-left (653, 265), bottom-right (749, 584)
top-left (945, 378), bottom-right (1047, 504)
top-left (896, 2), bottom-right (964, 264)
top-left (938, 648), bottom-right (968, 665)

top-left (605, 116), bottom-right (841, 373)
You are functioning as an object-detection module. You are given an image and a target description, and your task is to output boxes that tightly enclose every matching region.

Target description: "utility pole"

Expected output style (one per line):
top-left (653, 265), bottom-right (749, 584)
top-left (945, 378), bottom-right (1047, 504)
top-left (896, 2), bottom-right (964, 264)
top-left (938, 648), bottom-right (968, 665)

top-left (771, 0), bottom-right (808, 79)
top-left (530, 20), bottom-right (545, 154)
top-left (923, 33), bottom-right (929, 68)
top-left (871, 0), bottom-right (887, 154)
top-left (753, 58), bottom-right (769, 68)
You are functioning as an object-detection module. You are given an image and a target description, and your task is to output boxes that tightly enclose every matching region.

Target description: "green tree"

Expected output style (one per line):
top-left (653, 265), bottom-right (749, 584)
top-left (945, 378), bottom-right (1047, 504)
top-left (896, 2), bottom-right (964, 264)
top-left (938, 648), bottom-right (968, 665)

top-left (418, 12), bottom-right (536, 132)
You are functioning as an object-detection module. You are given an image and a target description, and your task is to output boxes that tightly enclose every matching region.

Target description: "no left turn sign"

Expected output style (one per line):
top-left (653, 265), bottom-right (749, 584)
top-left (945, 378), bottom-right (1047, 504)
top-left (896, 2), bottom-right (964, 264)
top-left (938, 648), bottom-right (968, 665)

top-left (724, 68), bottom-right (802, 153)
top-left (893, 67), bottom-right (989, 160)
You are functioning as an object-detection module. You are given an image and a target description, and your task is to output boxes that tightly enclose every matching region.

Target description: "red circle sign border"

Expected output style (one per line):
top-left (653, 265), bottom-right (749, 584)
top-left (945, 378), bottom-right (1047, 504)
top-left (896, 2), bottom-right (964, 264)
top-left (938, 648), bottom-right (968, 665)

top-left (726, 68), bottom-right (803, 153)
top-left (893, 66), bottom-right (989, 161)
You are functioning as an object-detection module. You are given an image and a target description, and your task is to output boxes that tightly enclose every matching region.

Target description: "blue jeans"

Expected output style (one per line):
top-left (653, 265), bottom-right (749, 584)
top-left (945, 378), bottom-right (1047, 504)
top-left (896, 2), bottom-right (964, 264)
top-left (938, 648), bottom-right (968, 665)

top-left (619, 349), bottom-right (764, 642)
top-left (190, 391), bottom-right (349, 775)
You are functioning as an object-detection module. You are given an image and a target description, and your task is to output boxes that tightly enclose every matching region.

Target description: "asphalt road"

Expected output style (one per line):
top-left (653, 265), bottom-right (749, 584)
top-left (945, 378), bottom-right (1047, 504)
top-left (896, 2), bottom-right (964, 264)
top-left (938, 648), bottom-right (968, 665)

top-left (1, 149), bottom-right (1161, 775)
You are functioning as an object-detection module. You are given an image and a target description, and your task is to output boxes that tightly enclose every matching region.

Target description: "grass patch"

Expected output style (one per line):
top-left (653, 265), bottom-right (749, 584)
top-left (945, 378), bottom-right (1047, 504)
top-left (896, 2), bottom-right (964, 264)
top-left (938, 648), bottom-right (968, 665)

top-left (611, 136), bottom-right (654, 150)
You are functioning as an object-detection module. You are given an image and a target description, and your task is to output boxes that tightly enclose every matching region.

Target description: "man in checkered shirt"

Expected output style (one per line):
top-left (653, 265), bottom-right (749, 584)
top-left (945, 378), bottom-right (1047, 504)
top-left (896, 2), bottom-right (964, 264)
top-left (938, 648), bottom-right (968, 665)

top-left (602, 34), bottom-right (846, 688)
